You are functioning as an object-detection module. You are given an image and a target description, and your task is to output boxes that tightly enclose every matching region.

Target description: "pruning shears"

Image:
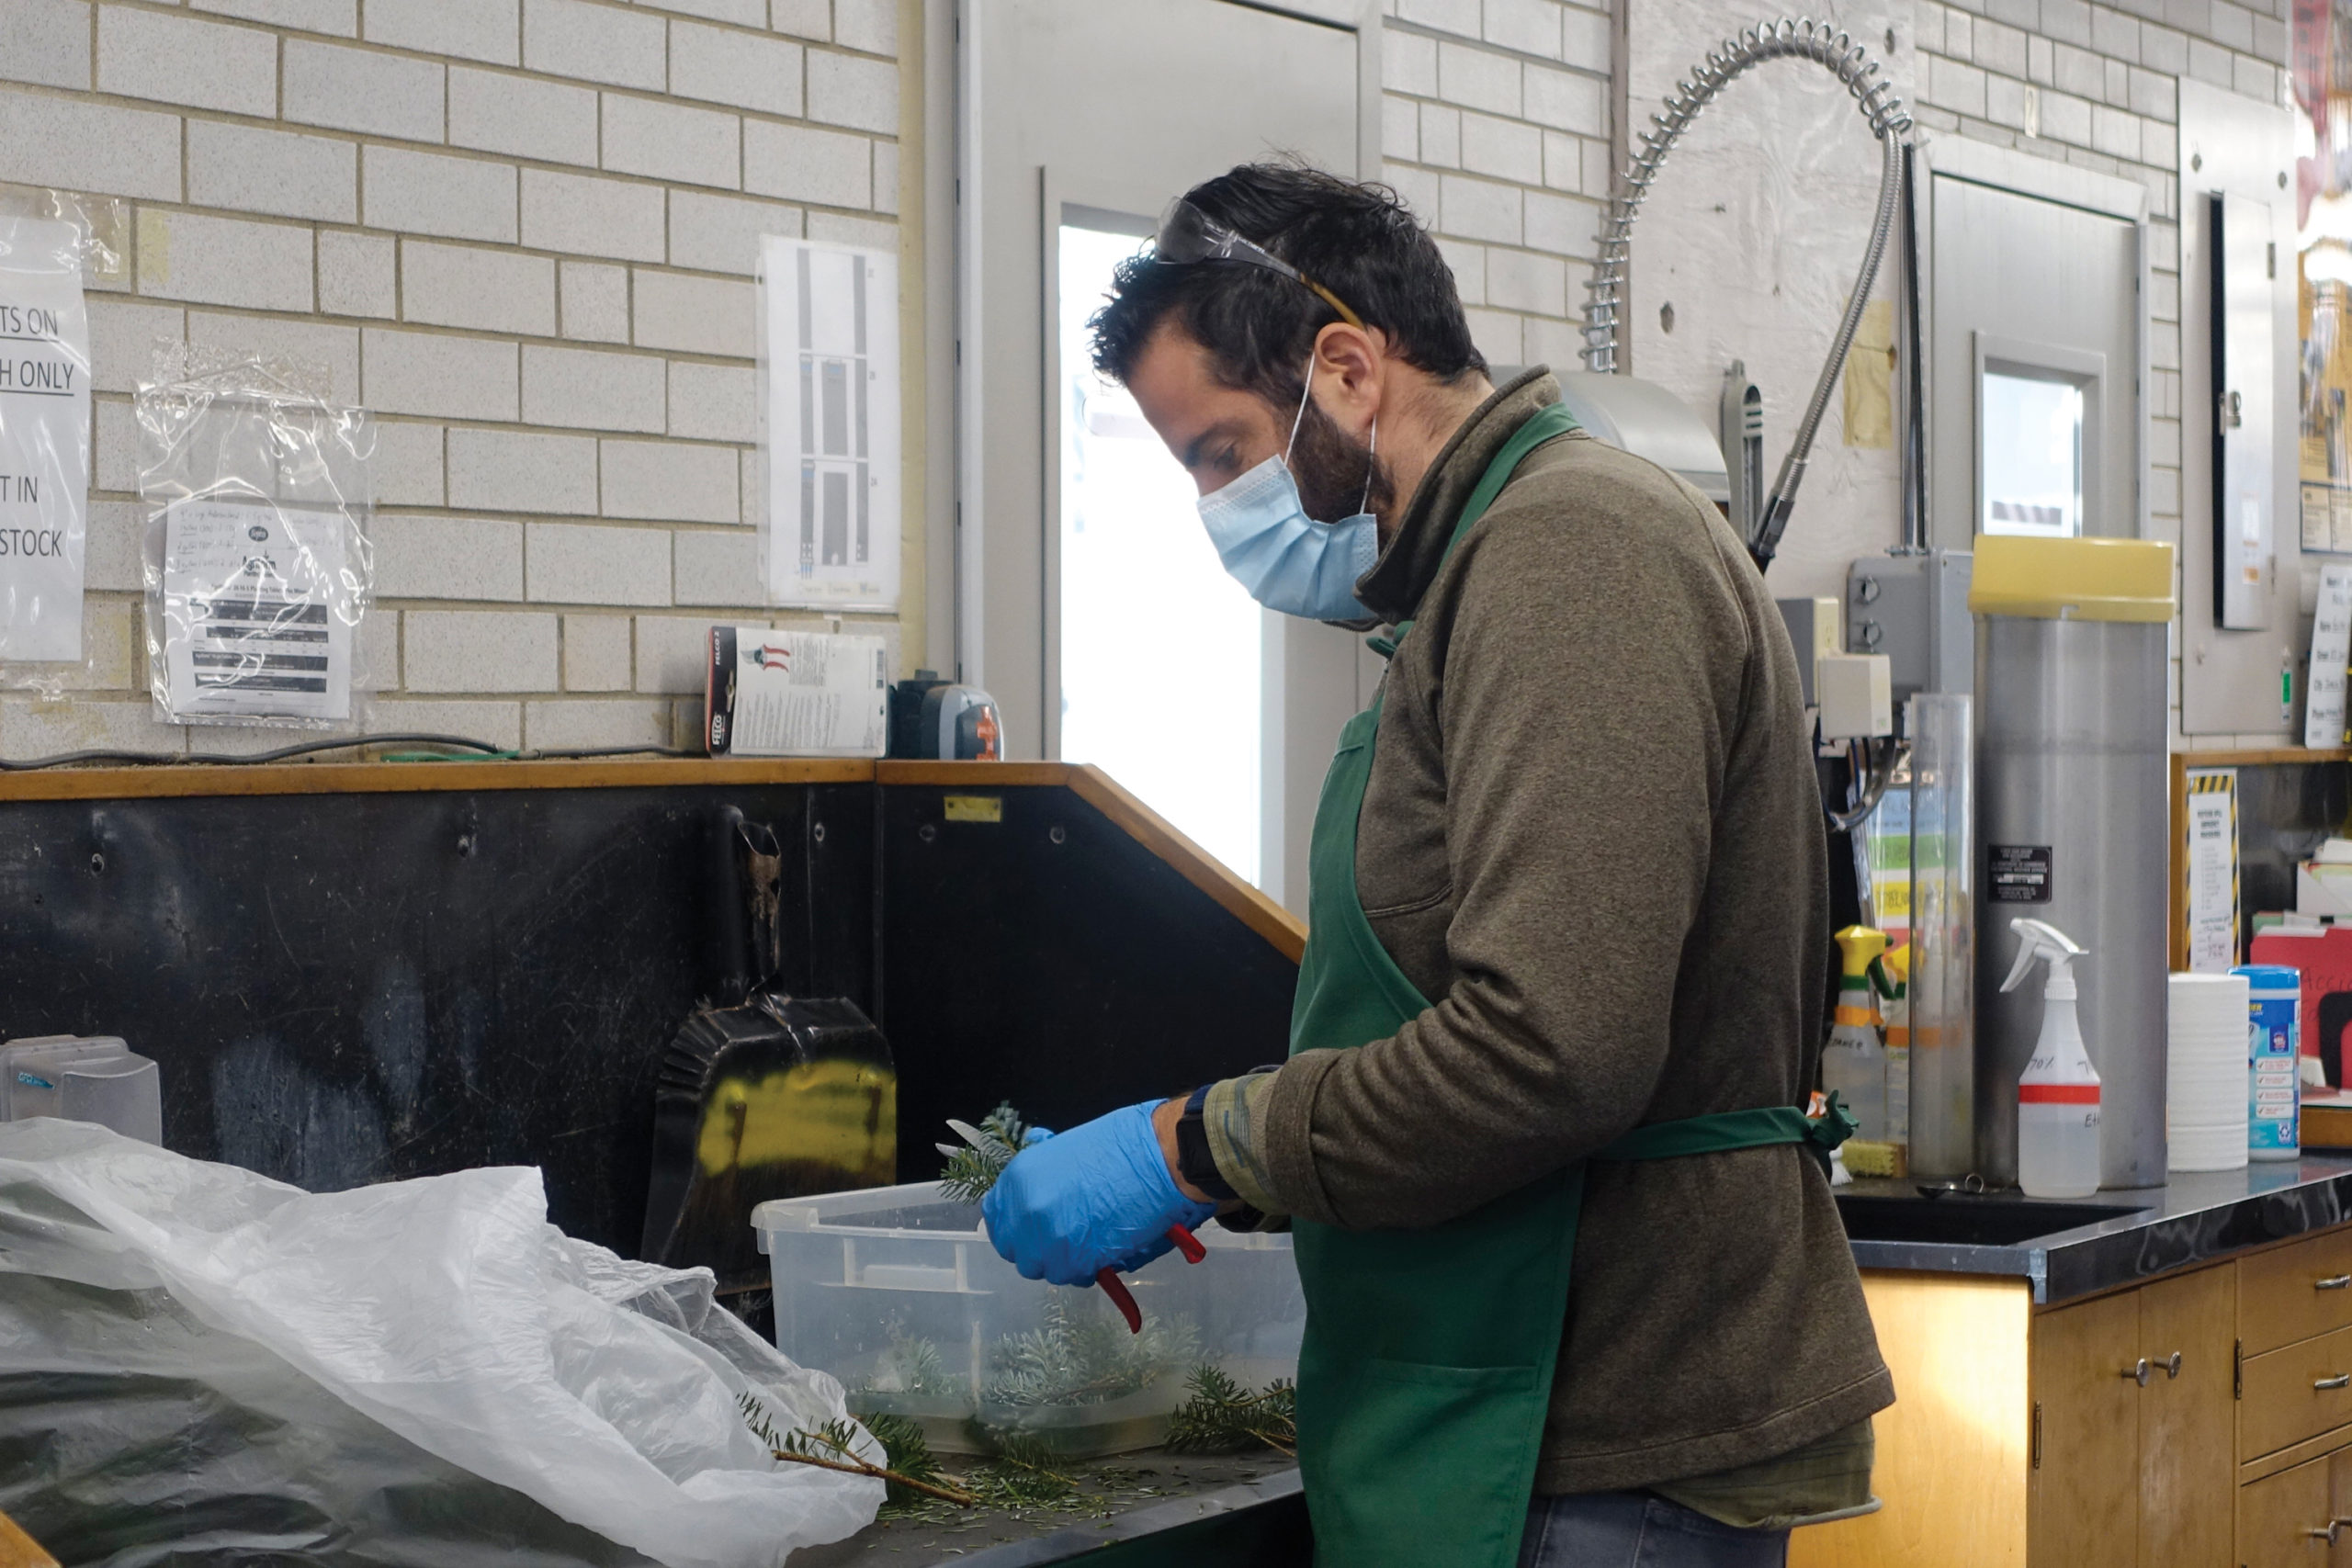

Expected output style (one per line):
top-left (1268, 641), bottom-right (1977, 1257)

top-left (941, 1118), bottom-right (1206, 1335)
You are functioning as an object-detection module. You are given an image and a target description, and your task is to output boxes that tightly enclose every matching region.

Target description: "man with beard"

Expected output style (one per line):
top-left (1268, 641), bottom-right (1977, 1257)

top-left (978, 163), bottom-right (1892, 1568)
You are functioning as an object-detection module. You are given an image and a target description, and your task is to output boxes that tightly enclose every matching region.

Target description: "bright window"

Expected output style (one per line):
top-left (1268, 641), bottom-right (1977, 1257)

top-left (1980, 371), bottom-right (2085, 536)
top-left (1057, 221), bottom-right (1262, 884)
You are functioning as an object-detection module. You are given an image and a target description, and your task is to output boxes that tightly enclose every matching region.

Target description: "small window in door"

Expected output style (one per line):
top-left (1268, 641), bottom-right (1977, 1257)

top-left (1981, 371), bottom-right (2085, 536)
top-left (1057, 220), bottom-right (1263, 884)
top-left (1976, 334), bottom-right (2105, 538)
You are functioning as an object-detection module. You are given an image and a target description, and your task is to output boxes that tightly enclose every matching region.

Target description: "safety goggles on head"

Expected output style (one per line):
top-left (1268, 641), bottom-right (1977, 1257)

top-left (1154, 197), bottom-right (1366, 331)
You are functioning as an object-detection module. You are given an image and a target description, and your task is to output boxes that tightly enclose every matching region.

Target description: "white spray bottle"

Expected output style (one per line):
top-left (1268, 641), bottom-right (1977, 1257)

top-left (2001, 917), bottom-right (2100, 1198)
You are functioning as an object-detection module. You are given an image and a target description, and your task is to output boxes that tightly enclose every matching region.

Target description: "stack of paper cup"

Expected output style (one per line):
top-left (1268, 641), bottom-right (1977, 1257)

top-left (2169, 973), bottom-right (2253, 1172)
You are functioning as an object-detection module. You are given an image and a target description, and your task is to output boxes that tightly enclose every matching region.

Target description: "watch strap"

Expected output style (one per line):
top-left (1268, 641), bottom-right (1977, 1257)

top-left (1175, 1082), bottom-right (1238, 1202)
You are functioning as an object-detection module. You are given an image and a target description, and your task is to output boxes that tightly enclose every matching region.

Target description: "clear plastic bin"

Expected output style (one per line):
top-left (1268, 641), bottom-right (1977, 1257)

top-left (752, 1181), bottom-right (1303, 1459)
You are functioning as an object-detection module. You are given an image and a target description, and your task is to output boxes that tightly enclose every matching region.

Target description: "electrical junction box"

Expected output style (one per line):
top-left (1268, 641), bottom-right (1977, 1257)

top-left (1817, 654), bottom-right (1894, 739)
top-left (1775, 597), bottom-right (1842, 707)
top-left (1847, 551), bottom-right (1974, 703)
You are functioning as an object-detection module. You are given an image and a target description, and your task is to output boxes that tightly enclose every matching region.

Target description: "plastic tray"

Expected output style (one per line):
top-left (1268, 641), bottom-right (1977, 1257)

top-left (753, 1181), bottom-right (1303, 1458)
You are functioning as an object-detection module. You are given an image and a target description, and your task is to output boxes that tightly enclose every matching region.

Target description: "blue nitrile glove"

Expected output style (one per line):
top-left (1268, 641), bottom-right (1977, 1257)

top-left (981, 1100), bottom-right (1216, 1288)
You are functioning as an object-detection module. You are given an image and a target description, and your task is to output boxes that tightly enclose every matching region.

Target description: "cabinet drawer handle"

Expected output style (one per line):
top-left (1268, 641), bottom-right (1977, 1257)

top-left (2317, 1275), bottom-right (2351, 1291)
top-left (2311, 1518), bottom-right (2352, 1544)
top-left (2316, 1374), bottom-right (2351, 1392)
top-left (2122, 1358), bottom-right (2151, 1386)
top-left (2161, 1352), bottom-right (2182, 1379)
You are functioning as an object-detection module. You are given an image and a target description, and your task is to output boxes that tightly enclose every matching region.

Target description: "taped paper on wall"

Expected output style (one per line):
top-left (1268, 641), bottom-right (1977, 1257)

top-left (704, 626), bottom-right (888, 757)
top-left (759, 237), bottom-right (900, 613)
top-left (0, 217), bottom-right (89, 663)
top-left (2310, 561), bottom-right (2352, 747)
top-left (136, 347), bottom-right (375, 729)
top-left (2185, 769), bottom-right (2240, 973)
top-left (160, 500), bottom-right (353, 722)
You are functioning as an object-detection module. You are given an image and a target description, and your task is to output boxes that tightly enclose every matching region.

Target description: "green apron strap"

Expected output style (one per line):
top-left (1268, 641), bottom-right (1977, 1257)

top-left (1593, 1094), bottom-right (1855, 1168)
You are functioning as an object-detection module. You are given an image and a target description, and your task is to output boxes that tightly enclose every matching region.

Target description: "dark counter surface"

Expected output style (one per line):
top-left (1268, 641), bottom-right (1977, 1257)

top-left (1838, 1155), bottom-right (2352, 1303)
top-left (796, 1450), bottom-right (1304, 1566)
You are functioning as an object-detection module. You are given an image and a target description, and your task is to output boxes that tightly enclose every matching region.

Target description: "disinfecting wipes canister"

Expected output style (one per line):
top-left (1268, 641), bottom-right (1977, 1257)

top-left (2236, 964), bottom-right (2301, 1161)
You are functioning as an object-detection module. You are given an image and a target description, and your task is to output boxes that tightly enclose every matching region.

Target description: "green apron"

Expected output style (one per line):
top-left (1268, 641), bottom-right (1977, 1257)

top-left (1288, 401), bottom-right (1849, 1568)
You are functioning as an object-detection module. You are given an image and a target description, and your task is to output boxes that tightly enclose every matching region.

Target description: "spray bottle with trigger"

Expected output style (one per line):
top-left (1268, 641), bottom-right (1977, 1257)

top-left (2002, 917), bottom-right (2100, 1198)
top-left (1822, 926), bottom-right (1892, 1145)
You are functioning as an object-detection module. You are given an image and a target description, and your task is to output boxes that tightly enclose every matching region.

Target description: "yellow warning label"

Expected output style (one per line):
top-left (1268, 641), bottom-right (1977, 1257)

top-left (944, 795), bottom-right (1002, 823)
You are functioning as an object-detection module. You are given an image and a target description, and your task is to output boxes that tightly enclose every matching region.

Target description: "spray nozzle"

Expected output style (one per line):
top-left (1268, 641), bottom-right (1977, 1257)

top-left (1999, 917), bottom-right (2087, 998)
top-left (1834, 925), bottom-right (1890, 983)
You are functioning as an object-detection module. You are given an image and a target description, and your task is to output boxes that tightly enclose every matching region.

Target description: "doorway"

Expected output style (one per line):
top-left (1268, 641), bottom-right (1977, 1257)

top-left (1927, 147), bottom-right (2146, 551)
top-left (955, 0), bottom-right (1375, 909)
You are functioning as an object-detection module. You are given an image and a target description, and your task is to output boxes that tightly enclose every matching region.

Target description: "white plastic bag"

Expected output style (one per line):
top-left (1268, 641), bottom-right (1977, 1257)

top-left (0, 1121), bottom-right (881, 1568)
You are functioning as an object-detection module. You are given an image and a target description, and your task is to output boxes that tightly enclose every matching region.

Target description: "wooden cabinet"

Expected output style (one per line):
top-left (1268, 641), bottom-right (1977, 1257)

top-left (2240, 1227), bottom-right (2352, 1356)
top-left (2139, 1269), bottom-right (2237, 1564)
top-left (2030, 1264), bottom-right (2233, 1567)
top-left (2240, 1447), bottom-right (2352, 1567)
top-left (2030, 1289), bottom-right (2140, 1568)
top-left (1792, 1219), bottom-right (2352, 1568)
top-left (2243, 1325), bottom-right (2352, 1461)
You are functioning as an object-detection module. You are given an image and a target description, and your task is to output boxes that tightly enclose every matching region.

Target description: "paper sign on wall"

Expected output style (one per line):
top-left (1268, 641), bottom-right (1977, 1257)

top-left (2311, 562), bottom-right (2352, 747)
top-left (0, 218), bottom-right (88, 662)
top-left (158, 500), bottom-right (354, 723)
top-left (759, 237), bottom-right (900, 614)
top-left (2185, 769), bottom-right (2240, 974)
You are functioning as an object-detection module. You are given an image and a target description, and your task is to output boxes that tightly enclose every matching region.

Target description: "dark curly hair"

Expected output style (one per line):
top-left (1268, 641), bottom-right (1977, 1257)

top-left (1088, 161), bottom-right (1486, 409)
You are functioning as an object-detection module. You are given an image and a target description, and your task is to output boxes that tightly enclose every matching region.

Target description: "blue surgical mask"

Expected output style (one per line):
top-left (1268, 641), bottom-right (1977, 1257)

top-left (1195, 361), bottom-right (1378, 621)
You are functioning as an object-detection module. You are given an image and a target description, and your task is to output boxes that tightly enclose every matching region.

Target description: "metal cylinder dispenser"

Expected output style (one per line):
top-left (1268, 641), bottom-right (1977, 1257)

top-left (1972, 536), bottom-right (2176, 1189)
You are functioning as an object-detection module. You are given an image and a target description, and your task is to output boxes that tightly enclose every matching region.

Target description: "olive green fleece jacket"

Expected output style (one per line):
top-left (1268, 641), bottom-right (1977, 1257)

top-left (1214, 369), bottom-right (1893, 1496)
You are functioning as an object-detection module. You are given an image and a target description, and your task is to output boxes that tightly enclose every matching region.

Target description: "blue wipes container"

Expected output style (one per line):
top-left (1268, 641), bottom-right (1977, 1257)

top-left (2234, 964), bottom-right (2301, 1161)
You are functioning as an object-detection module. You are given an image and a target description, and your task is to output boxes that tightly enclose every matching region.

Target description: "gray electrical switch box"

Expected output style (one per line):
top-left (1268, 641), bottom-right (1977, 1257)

top-left (1846, 551), bottom-right (1974, 703)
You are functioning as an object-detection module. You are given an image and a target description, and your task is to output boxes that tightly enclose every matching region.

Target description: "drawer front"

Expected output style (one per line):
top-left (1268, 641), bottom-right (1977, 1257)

top-left (2240, 1452), bottom-right (2339, 1568)
top-left (2245, 1325), bottom-right (2352, 1461)
top-left (2243, 1229), bottom-right (2352, 1357)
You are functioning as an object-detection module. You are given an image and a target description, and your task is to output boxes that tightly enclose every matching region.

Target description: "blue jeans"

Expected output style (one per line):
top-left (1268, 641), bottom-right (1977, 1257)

top-left (1518, 1492), bottom-right (1791, 1567)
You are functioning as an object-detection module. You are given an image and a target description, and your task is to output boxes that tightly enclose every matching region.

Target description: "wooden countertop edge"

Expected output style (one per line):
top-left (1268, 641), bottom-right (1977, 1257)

top-left (878, 762), bottom-right (1307, 964)
top-left (1064, 763), bottom-right (1309, 964)
top-left (2177, 746), bottom-right (2352, 767)
top-left (0, 1507), bottom-right (57, 1568)
top-left (0, 756), bottom-right (877, 800)
top-left (0, 757), bottom-right (1311, 964)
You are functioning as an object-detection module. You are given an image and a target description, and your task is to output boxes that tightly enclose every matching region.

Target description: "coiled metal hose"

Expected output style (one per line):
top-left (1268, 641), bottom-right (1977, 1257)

top-left (1579, 18), bottom-right (1913, 570)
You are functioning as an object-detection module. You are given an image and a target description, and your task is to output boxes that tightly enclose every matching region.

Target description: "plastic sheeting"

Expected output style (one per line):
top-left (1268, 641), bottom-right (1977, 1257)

top-left (0, 1121), bottom-right (882, 1568)
top-left (134, 345), bottom-right (378, 729)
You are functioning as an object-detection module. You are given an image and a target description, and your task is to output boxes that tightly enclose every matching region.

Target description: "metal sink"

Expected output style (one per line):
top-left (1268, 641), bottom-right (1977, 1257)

top-left (1835, 1193), bottom-right (2151, 1247)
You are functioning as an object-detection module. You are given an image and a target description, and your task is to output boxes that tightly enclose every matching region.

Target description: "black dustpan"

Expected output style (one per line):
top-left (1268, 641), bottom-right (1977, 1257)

top-left (639, 807), bottom-right (896, 1293)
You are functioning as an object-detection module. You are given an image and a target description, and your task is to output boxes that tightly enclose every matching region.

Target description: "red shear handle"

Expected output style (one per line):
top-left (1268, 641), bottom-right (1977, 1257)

top-left (1094, 1267), bottom-right (1143, 1333)
top-left (1095, 1225), bottom-right (1209, 1336)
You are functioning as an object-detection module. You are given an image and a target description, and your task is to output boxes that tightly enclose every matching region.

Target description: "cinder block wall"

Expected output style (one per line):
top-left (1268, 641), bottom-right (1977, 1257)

top-left (1378, 0), bottom-right (1611, 371)
top-left (1911, 0), bottom-right (2290, 746)
top-left (0, 0), bottom-right (906, 759)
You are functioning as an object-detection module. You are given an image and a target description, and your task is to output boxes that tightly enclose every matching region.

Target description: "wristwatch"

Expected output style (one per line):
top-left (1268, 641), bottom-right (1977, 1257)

top-left (1174, 1083), bottom-right (1239, 1202)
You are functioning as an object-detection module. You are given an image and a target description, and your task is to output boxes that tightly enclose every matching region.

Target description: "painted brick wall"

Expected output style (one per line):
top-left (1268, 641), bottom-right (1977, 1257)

top-left (0, 0), bottom-right (906, 760)
top-left (1911, 0), bottom-right (2290, 746)
top-left (1377, 0), bottom-right (1611, 372)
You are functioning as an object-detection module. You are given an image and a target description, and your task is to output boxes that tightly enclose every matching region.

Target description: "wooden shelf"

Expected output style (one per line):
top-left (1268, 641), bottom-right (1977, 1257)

top-left (0, 755), bottom-right (874, 803)
top-left (0, 756), bottom-right (1310, 962)
top-left (2177, 747), bottom-right (2352, 768)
